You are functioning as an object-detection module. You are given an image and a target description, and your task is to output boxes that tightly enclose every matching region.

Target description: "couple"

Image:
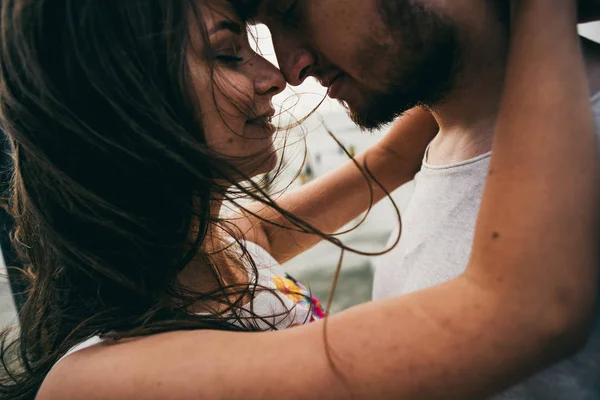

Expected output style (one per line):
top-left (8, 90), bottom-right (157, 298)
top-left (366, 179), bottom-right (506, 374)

top-left (0, 0), bottom-right (597, 399)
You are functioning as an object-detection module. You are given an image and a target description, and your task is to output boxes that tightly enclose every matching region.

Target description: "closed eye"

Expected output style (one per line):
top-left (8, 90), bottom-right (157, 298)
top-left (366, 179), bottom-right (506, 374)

top-left (216, 54), bottom-right (244, 65)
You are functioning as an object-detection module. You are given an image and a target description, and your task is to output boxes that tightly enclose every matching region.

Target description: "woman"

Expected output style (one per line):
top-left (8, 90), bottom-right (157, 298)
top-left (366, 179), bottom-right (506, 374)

top-left (0, 0), bottom-right (597, 399)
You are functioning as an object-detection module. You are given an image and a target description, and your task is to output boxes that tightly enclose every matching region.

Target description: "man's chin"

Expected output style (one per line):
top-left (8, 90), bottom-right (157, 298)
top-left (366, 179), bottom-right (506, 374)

top-left (348, 109), bottom-right (392, 131)
top-left (344, 98), bottom-right (416, 131)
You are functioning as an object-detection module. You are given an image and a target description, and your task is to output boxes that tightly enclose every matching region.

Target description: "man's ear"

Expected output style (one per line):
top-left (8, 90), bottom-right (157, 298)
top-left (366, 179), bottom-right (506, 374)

top-left (579, 0), bottom-right (600, 23)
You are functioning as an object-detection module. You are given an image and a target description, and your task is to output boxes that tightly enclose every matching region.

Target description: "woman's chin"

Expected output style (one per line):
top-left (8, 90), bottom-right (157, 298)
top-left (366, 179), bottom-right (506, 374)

top-left (252, 150), bottom-right (279, 177)
top-left (233, 148), bottom-right (279, 181)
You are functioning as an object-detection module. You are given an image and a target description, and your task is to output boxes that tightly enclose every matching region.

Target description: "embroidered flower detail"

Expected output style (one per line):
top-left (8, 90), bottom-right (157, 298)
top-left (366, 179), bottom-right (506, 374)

top-left (273, 274), bottom-right (326, 321)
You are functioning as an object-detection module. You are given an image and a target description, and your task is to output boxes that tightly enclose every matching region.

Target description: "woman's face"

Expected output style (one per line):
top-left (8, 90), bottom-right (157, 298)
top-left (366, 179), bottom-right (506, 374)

top-left (187, 1), bottom-right (285, 178)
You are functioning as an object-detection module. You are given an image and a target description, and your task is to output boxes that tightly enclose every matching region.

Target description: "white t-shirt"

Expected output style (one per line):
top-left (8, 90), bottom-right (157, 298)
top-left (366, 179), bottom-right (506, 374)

top-left (373, 93), bottom-right (600, 399)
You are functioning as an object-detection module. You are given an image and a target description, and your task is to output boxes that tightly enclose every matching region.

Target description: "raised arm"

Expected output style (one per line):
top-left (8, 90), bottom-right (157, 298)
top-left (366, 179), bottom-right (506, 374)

top-left (239, 107), bottom-right (438, 262)
top-left (40, 1), bottom-right (598, 399)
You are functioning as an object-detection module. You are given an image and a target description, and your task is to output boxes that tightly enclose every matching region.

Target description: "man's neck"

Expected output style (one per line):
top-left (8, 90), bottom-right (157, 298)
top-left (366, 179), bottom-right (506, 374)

top-left (427, 76), bottom-right (504, 166)
top-left (427, 34), bottom-right (600, 166)
top-left (426, 13), bottom-right (509, 166)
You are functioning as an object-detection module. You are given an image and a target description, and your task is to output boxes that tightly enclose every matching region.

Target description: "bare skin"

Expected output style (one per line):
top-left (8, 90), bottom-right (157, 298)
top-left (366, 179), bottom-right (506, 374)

top-left (181, 107), bottom-right (438, 305)
top-left (37, 2), bottom-right (599, 399)
top-left (237, 107), bottom-right (438, 263)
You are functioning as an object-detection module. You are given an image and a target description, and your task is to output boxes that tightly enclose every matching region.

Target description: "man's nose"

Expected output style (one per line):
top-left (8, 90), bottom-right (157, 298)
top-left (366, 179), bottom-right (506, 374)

top-left (272, 35), bottom-right (315, 86)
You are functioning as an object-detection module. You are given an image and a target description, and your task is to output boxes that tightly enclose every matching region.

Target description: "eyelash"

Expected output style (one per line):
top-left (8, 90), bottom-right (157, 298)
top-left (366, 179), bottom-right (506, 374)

top-left (215, 42), bottom-right (244, 66)
top-left (216, 54), bottom-right (244, 65)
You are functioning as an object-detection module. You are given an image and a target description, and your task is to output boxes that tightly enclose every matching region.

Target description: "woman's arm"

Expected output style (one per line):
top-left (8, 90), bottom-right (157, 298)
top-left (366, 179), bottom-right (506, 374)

top-left (38, 1), bottom-right (598, 399)
top-left (237, 108), bottom-right (438, 262)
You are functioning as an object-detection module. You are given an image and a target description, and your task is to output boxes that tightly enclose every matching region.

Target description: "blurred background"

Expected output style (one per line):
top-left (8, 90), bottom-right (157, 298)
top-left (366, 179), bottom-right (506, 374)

top-left (1, 22), bottom-right (600, 329)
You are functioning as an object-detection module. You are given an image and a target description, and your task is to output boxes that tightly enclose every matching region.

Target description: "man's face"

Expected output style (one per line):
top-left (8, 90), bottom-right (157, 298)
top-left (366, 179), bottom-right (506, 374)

top-left (243, 0), bottom-right (463, 130)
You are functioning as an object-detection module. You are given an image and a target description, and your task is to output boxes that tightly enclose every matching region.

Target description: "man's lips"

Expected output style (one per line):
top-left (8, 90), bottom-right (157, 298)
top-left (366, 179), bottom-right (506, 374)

top-left (327, 74), bottom-right (344, 100)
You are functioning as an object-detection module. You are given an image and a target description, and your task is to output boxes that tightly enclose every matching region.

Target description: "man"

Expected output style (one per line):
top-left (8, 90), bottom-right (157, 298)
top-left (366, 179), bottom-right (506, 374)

top-left (243, 1), bottom-right (600, 399)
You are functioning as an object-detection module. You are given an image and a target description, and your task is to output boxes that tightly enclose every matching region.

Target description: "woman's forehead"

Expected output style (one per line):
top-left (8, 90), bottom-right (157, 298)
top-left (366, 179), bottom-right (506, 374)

top-left (192, 0), bottom-right (243, 27)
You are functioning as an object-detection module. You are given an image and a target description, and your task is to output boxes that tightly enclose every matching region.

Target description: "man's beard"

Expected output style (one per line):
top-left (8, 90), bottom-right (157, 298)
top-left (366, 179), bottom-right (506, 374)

top-left (347, 1), bottom-right (462, 130)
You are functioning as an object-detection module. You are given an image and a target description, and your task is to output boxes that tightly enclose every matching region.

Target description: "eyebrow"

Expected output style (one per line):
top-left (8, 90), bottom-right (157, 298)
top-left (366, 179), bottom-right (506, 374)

top-left (209, 20), bottom-right (242, 36)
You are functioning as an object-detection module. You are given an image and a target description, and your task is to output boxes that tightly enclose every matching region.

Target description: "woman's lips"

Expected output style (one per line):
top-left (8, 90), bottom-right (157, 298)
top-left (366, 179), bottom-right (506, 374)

top-left (247, 116), bottom-right (275, 132)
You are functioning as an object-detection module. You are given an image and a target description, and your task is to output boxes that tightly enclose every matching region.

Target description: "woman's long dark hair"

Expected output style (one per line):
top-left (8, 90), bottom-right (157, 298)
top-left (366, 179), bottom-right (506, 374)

top-left (0, 1), bottom-right (401, 398)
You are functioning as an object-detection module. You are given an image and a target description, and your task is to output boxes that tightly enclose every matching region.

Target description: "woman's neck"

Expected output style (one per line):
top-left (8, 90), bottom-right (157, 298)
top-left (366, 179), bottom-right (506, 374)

top-left (176, 193), bottom-right (250, 313)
